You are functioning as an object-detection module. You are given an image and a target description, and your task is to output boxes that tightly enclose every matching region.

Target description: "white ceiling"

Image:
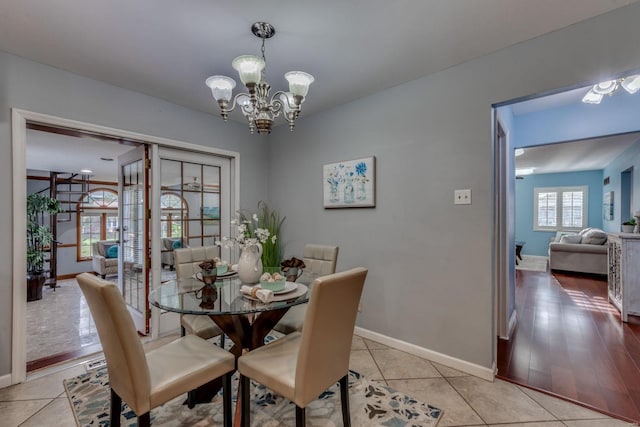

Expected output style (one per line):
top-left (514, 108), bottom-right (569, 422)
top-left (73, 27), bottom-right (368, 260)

top-left (26, 129), bottom-right (136, 181)
top-left (15, 1), bottom-right (639, 178)
top-left (515, 133), bottom-right (640, 175)
top-left (1, 0), bottom-right (636, 125)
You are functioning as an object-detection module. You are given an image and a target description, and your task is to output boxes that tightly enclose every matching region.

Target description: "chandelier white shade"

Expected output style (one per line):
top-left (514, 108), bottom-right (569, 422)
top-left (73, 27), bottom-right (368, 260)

top-left (582, 74), bottom-right (640, 104)
top-left (205, 22), bottom-right (314, 134)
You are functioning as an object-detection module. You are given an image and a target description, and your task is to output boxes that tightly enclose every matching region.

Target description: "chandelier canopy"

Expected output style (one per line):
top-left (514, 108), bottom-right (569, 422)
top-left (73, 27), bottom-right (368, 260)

top-left (582, 74), bottom-right (640, 104)
top-left (205, 22), bottom-right (314, 135)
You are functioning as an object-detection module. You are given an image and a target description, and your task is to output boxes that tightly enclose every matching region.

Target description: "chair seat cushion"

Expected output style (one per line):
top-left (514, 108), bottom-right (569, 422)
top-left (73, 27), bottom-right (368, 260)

top-left (238, 332), bottom-right (301, 402)
top-left (146, 335), bottom-right (234, 410)
top-left (181, 314), bottom-right (222, 340)
top-left (272, 304), bottom-right (306, 334)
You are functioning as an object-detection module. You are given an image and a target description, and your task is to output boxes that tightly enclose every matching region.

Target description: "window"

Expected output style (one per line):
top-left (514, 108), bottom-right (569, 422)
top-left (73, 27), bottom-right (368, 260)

top-left (77, 189), bottom-right (118, 260)
top-left (160, 193), bottom-right (188, 238)
top-left (533, 186), bottom-right (588, 231)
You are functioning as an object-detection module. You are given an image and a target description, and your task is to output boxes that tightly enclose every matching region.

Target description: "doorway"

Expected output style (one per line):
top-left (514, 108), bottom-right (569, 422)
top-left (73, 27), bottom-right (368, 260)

top-left (12, 109), bottom-right (239, 384)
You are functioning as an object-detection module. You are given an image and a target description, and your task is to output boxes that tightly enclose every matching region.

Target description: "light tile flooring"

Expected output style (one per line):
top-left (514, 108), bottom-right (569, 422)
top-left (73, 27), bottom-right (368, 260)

top-left (2, 334), bottom-right (637, 427)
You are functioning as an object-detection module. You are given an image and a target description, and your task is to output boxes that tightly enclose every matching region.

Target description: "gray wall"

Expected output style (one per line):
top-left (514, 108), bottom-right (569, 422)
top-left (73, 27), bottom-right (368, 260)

top-left (0, 50), bottom-right (268, 375)
top-left (269, 4), bottom-right (640, 368)
top-left (5, 3), bottom-right (640, 378)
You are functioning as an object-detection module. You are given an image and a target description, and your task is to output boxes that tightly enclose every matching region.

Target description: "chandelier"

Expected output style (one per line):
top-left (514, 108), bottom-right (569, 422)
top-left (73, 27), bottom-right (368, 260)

top-left (205, 22), bottom-right (314, 135)
top-left (582, 74), bottom-right (640, 104)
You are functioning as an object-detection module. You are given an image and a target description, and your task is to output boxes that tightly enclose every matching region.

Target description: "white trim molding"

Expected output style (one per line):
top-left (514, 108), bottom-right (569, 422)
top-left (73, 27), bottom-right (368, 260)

top-left (355, 326), bottom-right (495, 382)
top-left (0, 373), bottom-right (12, 389)
top-left (499, 309), bottom-right (518, 340)
top-left (11, 108), bottom-right (241, 386)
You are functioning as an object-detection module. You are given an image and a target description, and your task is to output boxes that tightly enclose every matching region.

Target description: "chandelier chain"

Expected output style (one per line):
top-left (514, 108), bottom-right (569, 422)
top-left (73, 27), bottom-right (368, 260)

top-left (261, 37), bottom-right (267, 75)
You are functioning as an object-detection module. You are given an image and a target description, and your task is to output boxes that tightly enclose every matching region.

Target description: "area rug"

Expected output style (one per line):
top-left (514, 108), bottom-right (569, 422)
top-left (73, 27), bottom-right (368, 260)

top-left (64, 368), bottom-right (442, 426)
top-left (516, 255), bottom-right (548, 272)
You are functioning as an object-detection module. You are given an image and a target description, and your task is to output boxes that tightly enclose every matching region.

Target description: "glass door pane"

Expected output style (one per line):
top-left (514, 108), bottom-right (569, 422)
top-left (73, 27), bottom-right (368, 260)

top-left (118, 146), bottom-right (149, 334)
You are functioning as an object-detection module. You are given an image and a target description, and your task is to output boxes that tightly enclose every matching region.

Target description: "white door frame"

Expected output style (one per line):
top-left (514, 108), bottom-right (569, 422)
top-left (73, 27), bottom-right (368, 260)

top-left (11, 108), bottom-right (240, 385)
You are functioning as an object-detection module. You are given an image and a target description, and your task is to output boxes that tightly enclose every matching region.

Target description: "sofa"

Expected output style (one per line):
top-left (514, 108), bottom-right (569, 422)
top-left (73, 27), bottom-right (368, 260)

top-left (161, 237), bottom-right (188, 270)
top-left (92, 240), bottom-right (119, 278)
top-left (548, 228), bottom-right (608, 275)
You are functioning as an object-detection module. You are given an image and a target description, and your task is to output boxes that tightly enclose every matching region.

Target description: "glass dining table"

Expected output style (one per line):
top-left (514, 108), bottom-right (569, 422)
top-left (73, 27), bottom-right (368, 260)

top-left (149, 271), bottom-right (317, 405)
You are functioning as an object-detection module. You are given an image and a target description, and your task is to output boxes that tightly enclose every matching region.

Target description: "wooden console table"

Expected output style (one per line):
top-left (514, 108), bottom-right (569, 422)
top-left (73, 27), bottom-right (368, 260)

top-left (607, 232), bottom-right (640, 322)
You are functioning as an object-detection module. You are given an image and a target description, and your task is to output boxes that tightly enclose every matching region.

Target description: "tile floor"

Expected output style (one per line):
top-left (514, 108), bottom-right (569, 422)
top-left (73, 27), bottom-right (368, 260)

top-left (1, 334), bottom-right (637, 426)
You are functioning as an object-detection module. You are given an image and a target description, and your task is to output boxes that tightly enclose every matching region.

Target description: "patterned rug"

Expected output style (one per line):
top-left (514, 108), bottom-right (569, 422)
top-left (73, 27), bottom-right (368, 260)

top-left (64, 368), bottom-right (442, 426)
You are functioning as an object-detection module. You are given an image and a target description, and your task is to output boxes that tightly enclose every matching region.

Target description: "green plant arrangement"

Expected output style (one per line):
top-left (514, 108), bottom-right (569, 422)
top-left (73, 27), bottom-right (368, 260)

top-left (27, 193), bottom-right (62, 301)
top-left (217, 200), bottom-right (286, 271)
top-left (255, 201), bottom-right (285, 271)
top-left (623, 217), bottom-right (637, 226)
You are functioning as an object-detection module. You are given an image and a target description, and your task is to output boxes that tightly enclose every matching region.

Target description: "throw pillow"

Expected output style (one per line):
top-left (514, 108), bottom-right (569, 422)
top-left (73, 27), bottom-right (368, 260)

top-left (560, 234), bottom-right (582, 244)
top-left (106, 244), bottom-right (118, 258)
top-left (581, 228), bottom-right (607, 245)
top-left (554, 231), bottom-right (577, 242)
top-left (172, 239), bottom-right (182, 250)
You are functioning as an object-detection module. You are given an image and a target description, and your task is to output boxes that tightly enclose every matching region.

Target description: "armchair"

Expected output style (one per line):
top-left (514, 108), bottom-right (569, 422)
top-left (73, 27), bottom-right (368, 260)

top-left (161, 237), bottom-right (188, 270)
top-left (92, 240), bottom-right (119, 279)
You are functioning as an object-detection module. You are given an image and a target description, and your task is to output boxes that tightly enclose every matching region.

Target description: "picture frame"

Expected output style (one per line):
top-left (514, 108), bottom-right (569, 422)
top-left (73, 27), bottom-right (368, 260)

top-left (603, 191), bottom-right (614, 221)
top-left (323, 156), bottom-right (376, 208)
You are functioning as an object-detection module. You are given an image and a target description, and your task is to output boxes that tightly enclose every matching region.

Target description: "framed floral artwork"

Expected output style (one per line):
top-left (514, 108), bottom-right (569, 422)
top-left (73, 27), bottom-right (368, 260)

top-left (323, 156), bottom-right (376, 208)
top-left (603, 191), bottom-right (614, 221)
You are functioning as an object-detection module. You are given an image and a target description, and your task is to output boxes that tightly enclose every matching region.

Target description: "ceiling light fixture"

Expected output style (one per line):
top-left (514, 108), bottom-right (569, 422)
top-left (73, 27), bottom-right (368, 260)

top-left (80, 169), bottom-right (93, 174)
top-left (582, 74), bottom-right (640, 104)
top-left (205, 22), bottom-right (314, 135)
top-left (515, 148), bottom-right (525, 157)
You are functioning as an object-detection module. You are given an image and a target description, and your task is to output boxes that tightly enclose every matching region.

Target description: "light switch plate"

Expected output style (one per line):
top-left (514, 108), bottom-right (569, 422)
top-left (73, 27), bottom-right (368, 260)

top-left (454, 189), bottom-right (472, 205)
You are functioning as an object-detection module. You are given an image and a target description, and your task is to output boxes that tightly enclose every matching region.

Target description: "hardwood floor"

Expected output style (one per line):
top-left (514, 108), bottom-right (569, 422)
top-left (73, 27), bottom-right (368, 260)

top-left (497, 269), bottom-right (640, 423)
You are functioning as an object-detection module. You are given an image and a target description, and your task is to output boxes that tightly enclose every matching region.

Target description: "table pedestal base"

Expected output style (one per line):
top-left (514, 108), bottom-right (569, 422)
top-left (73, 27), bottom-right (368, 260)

top-left (187, 308), bottom-right (291, 406)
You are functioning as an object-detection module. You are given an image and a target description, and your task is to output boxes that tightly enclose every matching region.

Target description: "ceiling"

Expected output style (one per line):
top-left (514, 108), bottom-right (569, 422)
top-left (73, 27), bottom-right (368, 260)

top-left (26, 129), bottom-right (136, 181)
top-left (15, 1), bottom-right (639, 178)
top-left (515, 133), bottom-right (640, 175)
top-left (1, 0), bottom-right (636, 126)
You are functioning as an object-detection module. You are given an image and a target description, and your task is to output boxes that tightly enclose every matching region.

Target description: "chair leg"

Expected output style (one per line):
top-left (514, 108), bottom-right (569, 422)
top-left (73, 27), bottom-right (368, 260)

top-left (138, 412), bottom-right (150, 427)
top-left (181, 326), bottom-right (186, 337)
top-left (187, 389), bottom-right (196, 409)
top-left (220, 333), bottom-right (226, 348)
top-left (340, 374), bottom-right (351, 427)
top-left (296, 405), bottom-right (306, 426)
top-left (110, 388), bottom-right (122, 427)
top-left (241, 375), bottom-right (250, 427)
top-left (223, 373), bottom-right (232, 427)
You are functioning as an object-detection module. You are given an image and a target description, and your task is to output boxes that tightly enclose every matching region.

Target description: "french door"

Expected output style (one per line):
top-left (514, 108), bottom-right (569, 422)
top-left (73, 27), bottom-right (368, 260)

top-left (153, 147), bottom-right (232, 336)
top-left (118, 145), bottom-right (150, 334)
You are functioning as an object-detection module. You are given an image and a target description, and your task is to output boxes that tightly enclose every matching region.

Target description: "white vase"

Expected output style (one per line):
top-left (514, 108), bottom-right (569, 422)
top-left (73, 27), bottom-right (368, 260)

top-left (237, 243), bottom-right (263, 284)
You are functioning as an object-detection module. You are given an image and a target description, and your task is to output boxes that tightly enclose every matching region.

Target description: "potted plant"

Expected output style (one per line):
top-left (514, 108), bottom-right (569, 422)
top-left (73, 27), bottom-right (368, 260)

top-left (27, 193), bottom-right (62, 301)
top-left (622, 217), bottom-right (637, 233)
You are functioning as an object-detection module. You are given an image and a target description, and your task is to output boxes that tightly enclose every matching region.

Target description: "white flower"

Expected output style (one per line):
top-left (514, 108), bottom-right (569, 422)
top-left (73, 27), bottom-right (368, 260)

top-left (218, 208), bottom-right (280, 251)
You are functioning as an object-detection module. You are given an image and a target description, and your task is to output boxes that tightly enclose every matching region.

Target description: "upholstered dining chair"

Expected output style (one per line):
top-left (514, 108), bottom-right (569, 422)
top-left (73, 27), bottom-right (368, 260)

top-left (174, 246), bottom-right (225, 346)
top-left (272, 244), bottom-right (339, 334)
top-left (76, 273), bottom-right (235, 427)
top-left (238, 267), bottom-right (367, 427)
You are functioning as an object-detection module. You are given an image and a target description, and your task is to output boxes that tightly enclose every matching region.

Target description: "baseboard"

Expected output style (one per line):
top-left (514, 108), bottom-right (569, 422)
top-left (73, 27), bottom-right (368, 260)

top-left (0, 373), bottom-right (12, 389)
top-left (499, 309), bottom-right (518, 340)
top-left (354, 326), bottom-right (495, 382)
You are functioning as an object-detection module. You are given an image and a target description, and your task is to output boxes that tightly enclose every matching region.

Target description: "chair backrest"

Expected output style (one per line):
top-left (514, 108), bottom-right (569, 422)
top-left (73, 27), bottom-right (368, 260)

top-left (174, 245), bottom-right (220, 280)
top-left (303, 244), bottom-right (339, 275)
top-left (76, 273), bottom-right (151, 414)
top-left (294, 267), bottom-right (367, 406)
